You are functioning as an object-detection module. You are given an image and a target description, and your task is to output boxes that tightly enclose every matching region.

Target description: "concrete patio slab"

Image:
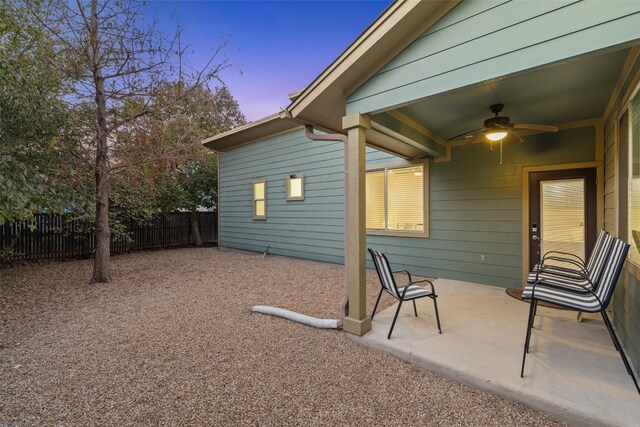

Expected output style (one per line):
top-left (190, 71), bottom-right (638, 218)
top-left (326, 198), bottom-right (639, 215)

top-left (350, 279), bottom-right (640, 427)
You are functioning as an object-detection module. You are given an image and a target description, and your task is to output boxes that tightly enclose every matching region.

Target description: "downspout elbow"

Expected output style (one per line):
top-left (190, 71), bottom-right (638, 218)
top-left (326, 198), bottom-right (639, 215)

top-left (305, 124), bottom-right (348, 144)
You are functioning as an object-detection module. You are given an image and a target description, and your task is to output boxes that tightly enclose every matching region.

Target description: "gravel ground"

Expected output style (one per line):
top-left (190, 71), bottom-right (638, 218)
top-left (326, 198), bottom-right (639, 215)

top-left (0, 247), bottom-right (567, 426)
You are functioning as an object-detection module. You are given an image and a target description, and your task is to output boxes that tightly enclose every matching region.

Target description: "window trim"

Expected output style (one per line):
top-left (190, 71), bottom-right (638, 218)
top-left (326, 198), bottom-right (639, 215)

top-left (365, 160), bottom-right (429, 238)
top-left (617, 107), bottom-right (630, 246)
top-left (253, 179), bottom-right (267, 220)
top-left (286, 174), bottom-right (305, 201)
top-left (624, 80), bottom-right (640, 265)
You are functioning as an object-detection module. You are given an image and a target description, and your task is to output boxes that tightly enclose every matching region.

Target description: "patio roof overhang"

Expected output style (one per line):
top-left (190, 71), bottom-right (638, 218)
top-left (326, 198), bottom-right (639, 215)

top-left (288, 0), bottom-right (460, 160)
top-left (371, 45), bottom-right (637, 154)
top-left (290, 1), bottom-right (640, 162)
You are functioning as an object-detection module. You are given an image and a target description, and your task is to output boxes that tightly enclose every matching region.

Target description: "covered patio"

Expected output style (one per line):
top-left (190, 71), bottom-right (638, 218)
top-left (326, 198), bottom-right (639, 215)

top-left (354, 278), bottom-right (640, 427)
top-left (287, 1), bottom-right (640, 347)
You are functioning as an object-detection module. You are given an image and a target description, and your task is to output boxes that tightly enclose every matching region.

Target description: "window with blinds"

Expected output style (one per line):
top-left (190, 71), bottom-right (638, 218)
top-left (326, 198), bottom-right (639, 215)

top-left (629, 87), bottom-right (640, 262)
top-left (366, 171), bottom-right (385, 229)
top-left (365, 164), bottom-right (426, 234)
top-left (619, 110), bottom-right (629, 244)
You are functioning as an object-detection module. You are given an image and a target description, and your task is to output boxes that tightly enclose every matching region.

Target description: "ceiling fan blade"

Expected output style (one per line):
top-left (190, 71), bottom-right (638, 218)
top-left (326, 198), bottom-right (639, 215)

top-left (514, 123), bottom-right (558, 132)
top-left (505, 131), bottom-right (523, 144)
top-left (448, 127), bottom-right (483, 141)
top-left (462, 133), bottom-right (486, 149)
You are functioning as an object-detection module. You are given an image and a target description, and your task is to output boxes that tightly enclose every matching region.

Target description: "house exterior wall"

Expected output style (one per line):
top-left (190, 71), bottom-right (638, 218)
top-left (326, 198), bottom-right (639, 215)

top-left (604, 52), bottom-right (640, 373)
top-left (346, 0), bottom-right (640, 115)
top-left (219, 126), bottom-right (595, 289)
top-left (367, 127), bottom-right (595, 288)
top-left (218, 128), bottom-right (345, 264)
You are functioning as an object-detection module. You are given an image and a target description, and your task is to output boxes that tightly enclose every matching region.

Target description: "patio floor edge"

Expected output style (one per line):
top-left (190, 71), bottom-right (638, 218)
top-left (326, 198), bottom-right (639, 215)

top-left (345, 332), bottom-right (614, 427)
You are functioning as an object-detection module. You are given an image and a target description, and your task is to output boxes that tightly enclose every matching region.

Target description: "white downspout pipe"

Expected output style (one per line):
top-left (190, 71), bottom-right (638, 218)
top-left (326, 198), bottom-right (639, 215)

top-left (252, 305), bottom-right (341, 329)
top-left (304, 124), bottom-right (350, 319)
top-left (255, 112), bottom-right (349, 327)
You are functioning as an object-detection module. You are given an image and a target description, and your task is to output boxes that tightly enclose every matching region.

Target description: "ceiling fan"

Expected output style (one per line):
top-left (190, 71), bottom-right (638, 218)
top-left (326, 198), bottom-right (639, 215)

top-left (450, 104), bottom-right (559, 148)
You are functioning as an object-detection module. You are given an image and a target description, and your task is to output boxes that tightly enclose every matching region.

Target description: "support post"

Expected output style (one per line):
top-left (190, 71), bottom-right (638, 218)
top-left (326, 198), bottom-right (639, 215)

top-left (341, 113), bottom-right (372, 336)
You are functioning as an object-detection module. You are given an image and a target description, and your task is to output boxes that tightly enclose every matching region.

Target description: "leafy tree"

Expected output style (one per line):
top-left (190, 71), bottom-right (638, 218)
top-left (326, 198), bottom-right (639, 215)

top-left (0, 2), bottom-right (76, 223)
top-left (117, 83), bottom-right (245, 245)
top-left (158, 156), bottom-right (218, 246)
top-left (32, 0), bottom-right (230, 283)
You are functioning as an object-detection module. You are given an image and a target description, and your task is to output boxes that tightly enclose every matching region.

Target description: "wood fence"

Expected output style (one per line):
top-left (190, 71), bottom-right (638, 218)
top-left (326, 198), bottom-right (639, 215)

top-left (0, 212), bottom-right (217, 263)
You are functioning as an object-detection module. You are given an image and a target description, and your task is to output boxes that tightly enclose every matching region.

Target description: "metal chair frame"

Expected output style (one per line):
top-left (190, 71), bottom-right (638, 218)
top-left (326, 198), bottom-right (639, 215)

top-left (520, 239), bottom-right (639, 395)
top-left (368, 248), bottom-right (442, 339)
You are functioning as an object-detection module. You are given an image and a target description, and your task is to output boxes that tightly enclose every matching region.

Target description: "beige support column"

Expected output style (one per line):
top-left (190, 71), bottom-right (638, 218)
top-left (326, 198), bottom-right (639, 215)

top-left (341, 113), bottom-right (372, 336)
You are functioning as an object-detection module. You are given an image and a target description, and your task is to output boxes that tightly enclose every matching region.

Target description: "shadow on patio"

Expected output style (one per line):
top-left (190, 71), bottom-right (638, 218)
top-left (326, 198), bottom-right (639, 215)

top-left (351, 278), bottom-right (640, 427)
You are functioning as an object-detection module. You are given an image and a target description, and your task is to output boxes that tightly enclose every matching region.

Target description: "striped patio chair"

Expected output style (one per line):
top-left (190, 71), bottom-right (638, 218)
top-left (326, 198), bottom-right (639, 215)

top-left (368, 248), bottom-right (442, 339)
top-left (520, 238), bottom-right (639, 395)
top-left (525, 230), bottom-right (612, 293)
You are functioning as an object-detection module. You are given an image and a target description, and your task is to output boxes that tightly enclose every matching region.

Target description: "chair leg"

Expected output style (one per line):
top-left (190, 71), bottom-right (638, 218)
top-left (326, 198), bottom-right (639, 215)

top-left (601, 311), bottom-right (640, 395)
top-left (371, 288), bottom-right (383, 320)
top-left (387, 299), bottom-right (404, 340)
top-left (432, 296), bottom-right (442, 334)
top-left (524, 300), bottom-right (537, 354)
top-left (521, 298), bottom-right (537, 378)
top-left (412, 300), bottom-right (418, 317)
top-left (600, 309), bottom-right (621, 352)
top-left (602, 312), bottom-right (628, 374)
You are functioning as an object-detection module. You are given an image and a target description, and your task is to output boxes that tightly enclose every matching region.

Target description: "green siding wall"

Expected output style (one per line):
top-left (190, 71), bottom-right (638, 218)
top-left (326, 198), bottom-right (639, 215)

top-left (220, 126), bottom-right (594, 289)
top-left (218, 128), bottom-right (345, 264)
top-left (346, 0), bottom-right (640, 114)
top-left (604, 53), bottom-right (640, 374)
top-left (613, 268), bottom-right (640, 377)
top-left (367, 127), bottom-right (595, 288)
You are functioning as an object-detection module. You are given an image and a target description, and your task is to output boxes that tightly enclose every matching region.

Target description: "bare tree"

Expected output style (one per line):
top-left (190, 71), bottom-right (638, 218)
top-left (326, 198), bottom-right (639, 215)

top-left (32, 0), bottom-right (229, 283)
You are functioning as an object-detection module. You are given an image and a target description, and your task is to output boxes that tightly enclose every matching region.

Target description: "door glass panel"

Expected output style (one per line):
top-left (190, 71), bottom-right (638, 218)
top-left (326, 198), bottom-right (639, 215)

top-left (540, 178), bottom-right (585, 265)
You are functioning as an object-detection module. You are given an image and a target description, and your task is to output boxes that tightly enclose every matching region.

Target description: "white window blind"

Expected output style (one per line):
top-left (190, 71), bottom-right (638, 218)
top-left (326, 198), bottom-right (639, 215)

top-left (629, 88), bottom-right (640, 261)
top-left (619, 110), bottom-right (629, 244)
top-left (387, 166), bottom-right (423, 231)
top-left (366, 171), bottom-right (385, 229)
top-left (540, 179), bottom-right (585, 262)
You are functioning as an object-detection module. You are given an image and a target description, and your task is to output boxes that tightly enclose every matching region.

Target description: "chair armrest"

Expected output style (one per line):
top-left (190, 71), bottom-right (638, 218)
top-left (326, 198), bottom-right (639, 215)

top-left (535, 279), bottom-right (592, 294)
top-left (531, 271), bottom-right (595, 297)
top-left (393, 269), bottom-right (412, 282)
top-left (533, 258), bottom-right (589, 284)
top-left (538, 256), bottom-right (588, 277)
top-left (411, 279), bottom-right (435, 293)
top-left (541, 251), bottom-right (586, 267)
top-left (537, 265), bottom-right (586, 281)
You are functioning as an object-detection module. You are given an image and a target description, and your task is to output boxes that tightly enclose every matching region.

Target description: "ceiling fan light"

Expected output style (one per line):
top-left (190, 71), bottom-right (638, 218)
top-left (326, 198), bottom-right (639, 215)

top-left (486, 131), bottom-right (507, 141)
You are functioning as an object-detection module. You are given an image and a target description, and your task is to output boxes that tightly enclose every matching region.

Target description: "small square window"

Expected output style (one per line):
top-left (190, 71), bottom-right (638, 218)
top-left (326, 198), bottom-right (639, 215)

top-left (253, 179), bottom-right (266, 220)
top-left (286, 174), bottom-right (304, 201)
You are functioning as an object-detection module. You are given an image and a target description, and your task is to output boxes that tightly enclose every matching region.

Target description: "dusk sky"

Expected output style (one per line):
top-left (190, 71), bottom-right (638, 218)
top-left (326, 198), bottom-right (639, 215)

top-left (147, 1), bottom-right (391, 122)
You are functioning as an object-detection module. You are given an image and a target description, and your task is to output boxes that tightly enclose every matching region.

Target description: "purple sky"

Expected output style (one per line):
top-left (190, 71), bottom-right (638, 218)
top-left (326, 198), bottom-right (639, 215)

top-left (147, 1), bottom-right (391, 122)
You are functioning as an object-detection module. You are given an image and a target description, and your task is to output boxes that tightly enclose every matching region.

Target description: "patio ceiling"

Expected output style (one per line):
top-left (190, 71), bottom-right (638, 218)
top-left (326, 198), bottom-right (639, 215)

top-left (371, 46), bottom-right (632, 151)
